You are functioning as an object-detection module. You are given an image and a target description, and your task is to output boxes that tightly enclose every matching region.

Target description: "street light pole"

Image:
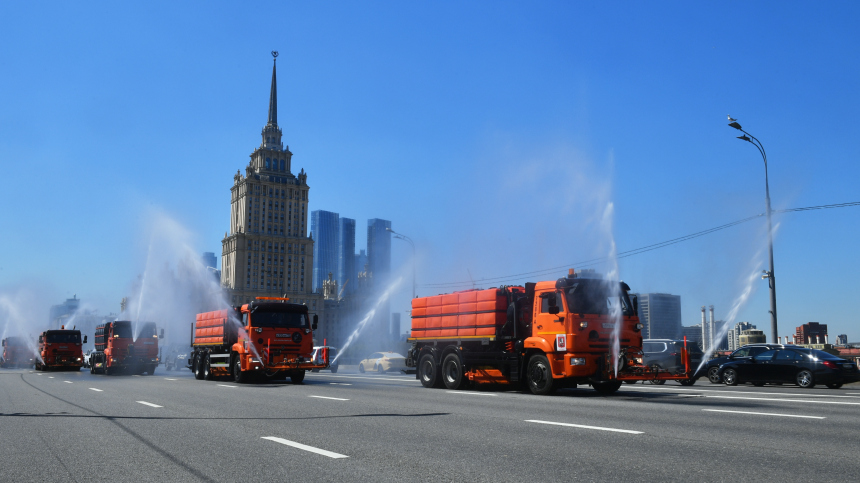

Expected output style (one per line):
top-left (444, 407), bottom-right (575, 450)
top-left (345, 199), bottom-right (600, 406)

top-left (386, 227), bottom-right (416, 299)
top-left (728, 117), bottom-right (778, 343)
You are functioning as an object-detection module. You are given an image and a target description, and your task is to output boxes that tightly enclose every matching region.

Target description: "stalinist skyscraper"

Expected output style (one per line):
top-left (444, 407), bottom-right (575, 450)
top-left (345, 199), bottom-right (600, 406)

top-left (221, 52), bottom-right (322, 317)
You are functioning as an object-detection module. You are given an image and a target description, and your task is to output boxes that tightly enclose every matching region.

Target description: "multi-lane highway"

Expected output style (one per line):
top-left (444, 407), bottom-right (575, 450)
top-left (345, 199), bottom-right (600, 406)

top-left (2, 366), bottom-right (858, 481)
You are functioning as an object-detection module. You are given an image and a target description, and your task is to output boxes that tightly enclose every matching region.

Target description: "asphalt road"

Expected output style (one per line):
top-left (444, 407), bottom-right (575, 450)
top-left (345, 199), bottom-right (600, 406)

top-left (2, 365), bottom-right (859, 482)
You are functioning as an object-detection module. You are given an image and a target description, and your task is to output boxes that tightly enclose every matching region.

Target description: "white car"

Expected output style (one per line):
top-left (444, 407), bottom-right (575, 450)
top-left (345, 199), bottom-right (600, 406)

top-left (310, 346), bottom-right (338, 373)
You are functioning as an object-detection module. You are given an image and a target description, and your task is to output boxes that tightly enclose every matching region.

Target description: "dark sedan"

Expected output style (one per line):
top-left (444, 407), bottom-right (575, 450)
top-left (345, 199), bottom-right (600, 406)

top-left (697, 344), bottom-right (784, 383)
top-left (718, 347), bottom-right (860, 389)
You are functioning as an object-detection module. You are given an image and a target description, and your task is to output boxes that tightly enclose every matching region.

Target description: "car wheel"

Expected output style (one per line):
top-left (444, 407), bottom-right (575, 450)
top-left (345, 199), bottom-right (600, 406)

top-left (723, 368), bottom-right (738, 386)
top-left (592, 381), bottom-right (622, 395)
top-left (418, 354), bottom-right (441, 388)
top-left (678, 378), bottom-right (696, 386)
top-left (527, 355), bottom-right (555, 395)
top-left (377, 364), bottom-right (385, 374)
top-left (826, 383), bottom-right (843, 389)
top-left (442, 353), bottom-right (465, 390)
top-left (707, 366), bottom-right (721, 384)
top-left (358, 363), bottom-right (365, 373)
top-left (796, 370), bottom-right (815, 388)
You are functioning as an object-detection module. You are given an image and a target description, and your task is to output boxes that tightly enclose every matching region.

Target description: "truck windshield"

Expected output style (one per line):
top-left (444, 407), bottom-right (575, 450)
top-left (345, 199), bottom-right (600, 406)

top-left (251, 311), bottom-right (308, 328)
top-left (46, 332), bottom-right (82, 344)
top-left (137, 323), bottom-right (156, 339)
top-left (564, 280), bottom-right (634, 316)
top-left (113, 322), bottom-right (133, 338)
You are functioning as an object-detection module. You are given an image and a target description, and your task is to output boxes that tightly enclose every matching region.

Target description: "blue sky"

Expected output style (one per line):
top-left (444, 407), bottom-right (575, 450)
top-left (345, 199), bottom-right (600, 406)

top-left (1, 2), bottom-right (858, 340)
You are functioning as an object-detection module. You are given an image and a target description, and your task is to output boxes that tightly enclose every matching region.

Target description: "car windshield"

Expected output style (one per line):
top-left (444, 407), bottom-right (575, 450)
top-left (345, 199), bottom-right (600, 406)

top-left (564, 280), bottom-right (634, 316)
top-left (45, 332), bottom-right (81, 344)
top-left (251, 310), bottom-right (308, 328)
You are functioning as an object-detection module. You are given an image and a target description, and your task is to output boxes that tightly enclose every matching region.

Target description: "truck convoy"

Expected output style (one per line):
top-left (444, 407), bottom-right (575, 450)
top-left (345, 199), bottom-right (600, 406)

top-left (189, 297), bottom-right (327, 383)
top-left (35, 327), bottom-right (86, 371)
top-left (406, 270), bottom-right (695, 395)
top-left (90, 321), bottom-right (161, 375)
top-left (1, 337), bottom-right (35, 368)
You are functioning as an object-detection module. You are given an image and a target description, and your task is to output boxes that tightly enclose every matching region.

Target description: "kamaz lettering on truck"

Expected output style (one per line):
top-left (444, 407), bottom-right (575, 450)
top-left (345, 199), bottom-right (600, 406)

top-left (407, 270), bottom-right (696, 395)
top-left (189, 297), bottom-right (327, 383)
top-left (35, 328), bottom-right (86, 371)
top-left (1, 337), bottom-right (35, 368)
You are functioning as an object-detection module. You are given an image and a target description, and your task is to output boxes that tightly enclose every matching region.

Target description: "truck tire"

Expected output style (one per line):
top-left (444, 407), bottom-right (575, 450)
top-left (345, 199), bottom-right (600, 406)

top-left (146, 365), bottom-right (156, 376)
top-left (194, 355), bottom-right (205, 380)
top-left (527, 355), bottom-right (555, 395)
top-left (418, 354), bottom-right (441, 388)
top-left (592, 381), bottom-right (622, 395)
top-left (203, 355), bottom-right (214, 381)
top-left (233, 357), bottom-right (246, 384)
top-left (330, 365), bottom-right (338, 374)
top-left (442, 353), bottom-right (466, 390)
top-left (290, 370), bottom-right (306, 384)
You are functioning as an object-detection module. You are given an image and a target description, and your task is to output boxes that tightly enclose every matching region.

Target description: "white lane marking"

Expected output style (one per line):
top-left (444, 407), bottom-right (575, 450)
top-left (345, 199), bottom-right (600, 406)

top-left (262, 437), bottom-right (348, 459)
top-left (164, 378), bottom-right (178, 381)
top-left (64, 381), bottom-right (73, 384)
top-left (48, 376), bottom-right (54, 379)
top-left (136, 401), bottom-right (163, 408)
top-left (329, 383), bottom-right (352, 386)
top-left (217, 384), bottom-right (237, 388)
top-left (526, 420), bottom-right (643, 434)
top-left (703, 409), bottom-right (825, 419)
top-left (705, 395), bottom-right (860, 406)
top-left (89, 388), bottom-right (103, 392)
top-left (308, 395), bottom-right (349, 401)
top-left (36, 373), bottom-right (42, 376)
top-left (621, 385), bottom-right (860, 399)
top-left (446, 391), bottom-right (498, 396)
top-left (308, 373), bottom-right (416, 382)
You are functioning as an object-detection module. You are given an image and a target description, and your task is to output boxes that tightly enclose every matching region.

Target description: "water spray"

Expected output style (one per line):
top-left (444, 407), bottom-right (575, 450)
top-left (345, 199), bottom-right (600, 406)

top-left (331, 277), bottom-right (403, 365)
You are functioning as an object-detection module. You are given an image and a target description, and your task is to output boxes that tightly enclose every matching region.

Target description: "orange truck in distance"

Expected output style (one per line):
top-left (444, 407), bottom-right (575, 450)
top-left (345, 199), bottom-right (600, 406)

top-left (1, 337), bottom-right (36, 368)
top-left (35, 328), bottom-right (86, 371)
top-left (189, 298), bottom-right (327, 383)
top-left (90, 321), bottom-right (162, 375)
top-left (406, 270), bottom-right (695, 395)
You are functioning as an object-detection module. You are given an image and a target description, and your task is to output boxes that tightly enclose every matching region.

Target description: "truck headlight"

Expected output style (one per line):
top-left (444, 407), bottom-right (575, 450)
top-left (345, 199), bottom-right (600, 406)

top-left (76, 358), bottom-right (82, 361)
top-left (570, 358), bottom-right (586, 366)
top-left (579, 321), bottom-right (588, 328)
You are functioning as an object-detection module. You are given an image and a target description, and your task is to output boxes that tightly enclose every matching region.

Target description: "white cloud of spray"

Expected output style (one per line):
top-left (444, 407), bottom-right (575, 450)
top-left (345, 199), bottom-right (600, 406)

top-left (0, 288), bottom-right (49, 363)
top-left (120, 211), bottom-right (228, 345)
top-left (331, 276), bottom-right (403, 365)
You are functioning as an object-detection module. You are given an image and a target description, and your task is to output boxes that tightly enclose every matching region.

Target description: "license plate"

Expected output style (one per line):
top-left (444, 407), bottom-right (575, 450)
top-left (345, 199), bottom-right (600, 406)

top-left (601, 323), bottom-right (615, 329)
top-left (844, 364), bottom-right (856, 370)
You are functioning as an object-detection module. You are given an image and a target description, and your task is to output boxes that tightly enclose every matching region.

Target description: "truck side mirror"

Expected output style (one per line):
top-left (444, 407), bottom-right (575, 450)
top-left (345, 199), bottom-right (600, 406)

top-left (159, 329), bottom-right (165, 339)
top-left (312, 314), bottom-right (318, 331)
top-left (83, 335), bottom-right (88, 344)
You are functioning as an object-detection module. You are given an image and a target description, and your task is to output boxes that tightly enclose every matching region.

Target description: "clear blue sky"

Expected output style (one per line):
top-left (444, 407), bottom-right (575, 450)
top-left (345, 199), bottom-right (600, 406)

top-left (1, 2), bottom-right (858, 340)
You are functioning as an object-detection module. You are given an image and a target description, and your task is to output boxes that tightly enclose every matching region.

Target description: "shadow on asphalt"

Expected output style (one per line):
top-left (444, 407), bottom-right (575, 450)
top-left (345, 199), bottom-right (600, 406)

top-left (0, 411), bottom-right (452, 421)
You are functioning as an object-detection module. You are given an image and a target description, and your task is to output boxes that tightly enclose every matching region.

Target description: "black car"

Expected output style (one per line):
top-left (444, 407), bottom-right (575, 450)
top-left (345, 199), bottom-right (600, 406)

top-left (718, 347), bottom-right (860, 389)
top-left (698, 344), bottom-right (784, 383)
top-left (641, 339), bottom-right (703, 385)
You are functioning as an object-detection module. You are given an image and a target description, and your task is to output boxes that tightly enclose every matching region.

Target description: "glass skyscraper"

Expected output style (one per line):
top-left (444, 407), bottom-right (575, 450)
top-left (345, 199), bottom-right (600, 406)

top-left (311, 210), bottom-right (340, 292)
top-left (366, 218), bottom-right (392, 285)
top-left (338, 218), bottom-right (356, 295)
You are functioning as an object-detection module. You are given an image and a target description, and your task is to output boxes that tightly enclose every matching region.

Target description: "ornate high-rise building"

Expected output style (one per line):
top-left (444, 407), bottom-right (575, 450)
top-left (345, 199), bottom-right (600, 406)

top-left (220, 53), bottom-right (322, 318)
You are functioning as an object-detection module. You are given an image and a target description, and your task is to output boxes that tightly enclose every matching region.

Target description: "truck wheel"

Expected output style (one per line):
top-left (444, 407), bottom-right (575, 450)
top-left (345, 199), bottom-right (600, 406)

top-left (147, 365), bottom-right (156, 376)
top-left (442, 353), bottom-right (466, 390)
top-left (233, 357), bottom-right (246, 384)
top-left (290, 370), bottom-right (306, 384)
top-left (592, 381), bottom-right (622, 395)
top-left (418, 354), bottom-right (441, 388)
top-left (678, 378), bottom-right (696, 386)
top-left (330, 365), bottom-right (338, 374)
top-left (203, 355), bottom-right (214, 381)
top-left (527, 355), bottom-right (555, 395)
top-left (194, 355), bottom-right (205, 380)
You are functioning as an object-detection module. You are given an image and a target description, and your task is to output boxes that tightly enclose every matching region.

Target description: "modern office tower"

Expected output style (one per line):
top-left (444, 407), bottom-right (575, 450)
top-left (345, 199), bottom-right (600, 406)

top-left (682, 325), bottom-right (703, 350)
top-left (311, 210), bottom-right (340, 292)
top-left (338, 218), bottom-right (356, 296)
top-left (220, 53), bottom-right (321, 315)
top-left (636, 293), bottom-right (682, 339)
top-left (202, 252), bottom-right (217, 269)
top-left (796, 322), bottom-right (828, 344)
top-left (836, 334), bottom-right (848, 346)
top-left (728, 322), bottom-right (756, 351)
top-left (366, 219), bottom-right (391, 285)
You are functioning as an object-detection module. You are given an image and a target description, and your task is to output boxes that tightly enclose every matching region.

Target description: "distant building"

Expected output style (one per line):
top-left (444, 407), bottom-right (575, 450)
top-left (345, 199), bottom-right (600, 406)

top-left (836, 334), bottom-right (848, 346)
top-left (311, 210), bottom-right (340, 292)
top-left (796, 322), bottom-right (828, 345)
top-left (337, 218), bottom-right (356, 297)
top-left (366, 219), bottom-right (391, 285)
top-left (391, 313), bottom-right (401, 341)
top-left (355, 249), bottom-right (367, 279)
top-left (636, 293), bottom-right (682, 339)
top-left (49, 295), bottom-right (80, 328)
top-left (682, 325), bottom-right (702, 349)
top-left (739, 329), bottom-right (767, 346)
top-left (202, 252), bottom-right (217, 270)
top-left (728, 322), bottom-right (756, 351)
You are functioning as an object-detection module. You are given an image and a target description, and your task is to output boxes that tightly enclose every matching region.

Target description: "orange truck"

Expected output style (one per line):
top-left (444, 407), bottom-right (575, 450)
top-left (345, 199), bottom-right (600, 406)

top-left (1, 337), bottom-right (36, 368)
top-left (406, 270), bottom-right (695, 395)
top-left (35, 328), bottom-right (86, 371)
top-left (189, 298), bottom-right (326, 383)
top-left (90, 321), bottom-right (162, 375)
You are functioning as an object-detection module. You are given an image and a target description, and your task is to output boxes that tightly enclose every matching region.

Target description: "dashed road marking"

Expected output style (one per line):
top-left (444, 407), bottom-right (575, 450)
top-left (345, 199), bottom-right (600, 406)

top-left (137, 401), bottom-right (163, 408)
top-left (446, 391), bottom-right (498, 396)
top-left (217, 384), bottom-right (237, 388)
top-left (63, 381), bottom-right (73, 384)
top-left (308, 395), bottom-right (349, 401)
top-left (329, 383), bottom-right (352, 386)
top-left (526, 420), bottom-right (643, 434)
top-left (703, 409), bottom-right (825, 419)
top-left (48, 377), bottom-right (54, 379)
top-left (164, 378), bottom-right (178, 381)
top-left (705, 395), bottom-right (860, 406)
top-left (262, 437), bottom-right (348, 459)
top-left (89, 388), bottom-right (103, 392)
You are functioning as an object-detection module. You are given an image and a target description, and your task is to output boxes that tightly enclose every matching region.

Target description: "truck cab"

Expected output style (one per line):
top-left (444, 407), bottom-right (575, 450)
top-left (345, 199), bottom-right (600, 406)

top-left (36, 329), bottom-right (86, 371)
top-left (2, 337), bottom-right (35, 368)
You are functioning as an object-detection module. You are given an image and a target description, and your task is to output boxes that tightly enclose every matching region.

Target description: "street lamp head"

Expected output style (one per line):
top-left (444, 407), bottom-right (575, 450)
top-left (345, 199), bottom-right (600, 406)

top-left (737, 135), bottom-right (751, 142)
top-left (728, 121), bottom-right (743, 130)
top-left (385, 227), bottom-right (393, 232)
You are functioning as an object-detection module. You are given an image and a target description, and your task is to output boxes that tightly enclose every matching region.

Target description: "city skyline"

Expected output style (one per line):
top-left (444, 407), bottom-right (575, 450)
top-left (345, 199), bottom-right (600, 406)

top-left (1, 3), bottom-right (859, 339)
